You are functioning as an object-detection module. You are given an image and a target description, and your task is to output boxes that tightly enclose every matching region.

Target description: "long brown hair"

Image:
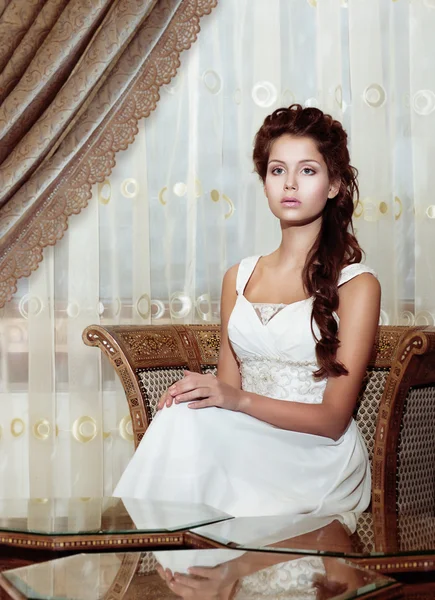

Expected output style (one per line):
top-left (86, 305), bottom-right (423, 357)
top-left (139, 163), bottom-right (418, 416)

top-left (253, 104), bottom-right (363, 379)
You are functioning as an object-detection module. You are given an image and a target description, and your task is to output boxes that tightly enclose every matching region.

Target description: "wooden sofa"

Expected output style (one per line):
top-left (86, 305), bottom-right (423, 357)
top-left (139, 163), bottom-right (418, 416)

top-left (83, 324), bottom-right (435, 555)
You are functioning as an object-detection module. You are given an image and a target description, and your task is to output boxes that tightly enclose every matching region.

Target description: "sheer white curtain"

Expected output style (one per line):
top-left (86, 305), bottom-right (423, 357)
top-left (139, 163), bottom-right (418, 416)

top-left (1, 0), bottom-right (434, 499)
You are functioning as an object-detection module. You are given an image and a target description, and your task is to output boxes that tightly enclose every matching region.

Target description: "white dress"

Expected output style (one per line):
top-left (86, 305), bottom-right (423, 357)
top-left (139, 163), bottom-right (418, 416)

top-left (114, 256), bottom-right (376, 533)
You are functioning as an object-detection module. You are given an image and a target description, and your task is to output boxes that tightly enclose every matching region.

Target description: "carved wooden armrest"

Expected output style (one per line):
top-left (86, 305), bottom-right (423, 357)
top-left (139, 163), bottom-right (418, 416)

top-left (371, 326), bottom-right (435, 552)
top-left (82, 324), bottom-right (220, 448)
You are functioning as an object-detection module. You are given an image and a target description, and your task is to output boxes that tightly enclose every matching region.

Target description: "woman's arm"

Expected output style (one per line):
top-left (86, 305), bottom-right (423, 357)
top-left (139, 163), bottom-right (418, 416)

top-left (157, 265), bottom-right (240, 410)
top-left (216, 264), bottom-right (242, 388)
top-left (236, 273), bottom-right (381, 440)
top-left (169, 273), bottom-right (380, 440)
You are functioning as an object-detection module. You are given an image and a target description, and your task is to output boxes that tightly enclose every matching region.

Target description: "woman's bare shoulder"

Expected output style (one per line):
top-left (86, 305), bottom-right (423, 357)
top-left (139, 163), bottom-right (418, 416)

top-left (338, 272), bottom-right (381, 318)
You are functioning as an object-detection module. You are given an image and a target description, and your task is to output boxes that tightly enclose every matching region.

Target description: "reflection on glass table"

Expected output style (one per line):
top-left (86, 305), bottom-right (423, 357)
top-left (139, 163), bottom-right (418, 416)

top-left (0, 549), bottom-right (400, 600)
top-left (0, 498), bottom-right (231, 535)
top-left (188, 512), bottom-right (435, 573)
top-left (0, 498), bottom-right (232, 553)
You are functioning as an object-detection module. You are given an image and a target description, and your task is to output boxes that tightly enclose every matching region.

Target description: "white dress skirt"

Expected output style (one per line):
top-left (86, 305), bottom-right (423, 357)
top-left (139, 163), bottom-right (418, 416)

top-left (114, 256), bottom-right (376, 533)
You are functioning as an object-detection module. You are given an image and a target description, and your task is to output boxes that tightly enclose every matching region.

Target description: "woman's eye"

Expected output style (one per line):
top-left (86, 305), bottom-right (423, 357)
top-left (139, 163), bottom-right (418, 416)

top-left (302, 167), bottom-right (315, 175)
top-left (272, 167), bottom-right (285, 175)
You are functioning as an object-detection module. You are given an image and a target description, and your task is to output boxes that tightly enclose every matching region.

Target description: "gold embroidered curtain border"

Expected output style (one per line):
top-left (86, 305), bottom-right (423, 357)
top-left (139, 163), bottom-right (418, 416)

top-left (0, 0), bottom-right (217, 308)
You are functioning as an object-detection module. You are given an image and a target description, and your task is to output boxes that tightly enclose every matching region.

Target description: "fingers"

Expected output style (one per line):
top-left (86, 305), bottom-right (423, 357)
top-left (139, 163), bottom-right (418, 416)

top-left (188, 566), bottom-right (218, 579)
top-left (188, 399), bottom-right (213, 409)
top-left (170, 372), bottom-right (215, 398)
top-left (156, 564), bottom-right (174, 584)
top-left (169, 379), bottom-right (197, 398)
top-left (157, 391), bottom-right (173, 411)
top-left (173, 388), bottom-right (209, 404)
top-left (171, 573), bottom-right (205, 589)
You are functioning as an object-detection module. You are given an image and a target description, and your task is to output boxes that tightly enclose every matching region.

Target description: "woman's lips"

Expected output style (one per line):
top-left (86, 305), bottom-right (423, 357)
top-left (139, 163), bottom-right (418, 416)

top-left (281, 197), bottom-right (301, 207)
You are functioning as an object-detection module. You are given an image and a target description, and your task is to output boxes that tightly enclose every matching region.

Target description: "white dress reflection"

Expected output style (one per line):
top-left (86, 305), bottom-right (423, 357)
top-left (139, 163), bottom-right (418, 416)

top-left (152, 549), bottom-right (369, 600)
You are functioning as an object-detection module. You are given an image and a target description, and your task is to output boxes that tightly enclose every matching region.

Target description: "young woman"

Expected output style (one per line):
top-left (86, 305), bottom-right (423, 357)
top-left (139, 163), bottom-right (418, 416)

top-left (114, 105), bottom-right (381, 535)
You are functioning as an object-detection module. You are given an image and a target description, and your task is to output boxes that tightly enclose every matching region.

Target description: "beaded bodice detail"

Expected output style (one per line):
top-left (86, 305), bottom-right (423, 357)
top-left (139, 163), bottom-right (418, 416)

top-left (236, 556), bottom-right (326, 600)
top-left (228, 256), bottom-right (377, 405)
top-left (240, 356), bottom-right (325, 403)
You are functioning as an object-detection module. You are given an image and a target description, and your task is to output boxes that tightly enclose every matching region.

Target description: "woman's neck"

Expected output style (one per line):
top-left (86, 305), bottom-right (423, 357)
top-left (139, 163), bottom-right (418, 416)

top-left (273, 219), bottom-right (321, 269)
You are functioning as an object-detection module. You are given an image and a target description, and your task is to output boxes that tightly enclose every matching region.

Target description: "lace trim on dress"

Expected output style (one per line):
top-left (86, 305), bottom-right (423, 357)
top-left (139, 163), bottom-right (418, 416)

top-left (252, 302), bottom-right (286, 326)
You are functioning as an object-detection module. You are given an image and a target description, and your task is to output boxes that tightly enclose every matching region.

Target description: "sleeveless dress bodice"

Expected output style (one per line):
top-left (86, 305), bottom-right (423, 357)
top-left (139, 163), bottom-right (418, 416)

top-left (230, 256), bottom-right (375, 405)
top-left (114, 256), bottom-right (377, 534)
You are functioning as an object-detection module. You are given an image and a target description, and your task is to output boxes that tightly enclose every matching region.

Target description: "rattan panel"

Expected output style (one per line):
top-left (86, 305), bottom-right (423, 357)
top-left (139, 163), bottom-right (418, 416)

top-left (138, 552), bottom-right (158, 574)
top-left (397, 386), bottom-right (435, 521)
top-left (398, 515), bottom-right (435, 552)
top-left (355, 369), bottom-right (388, 465)
top-left (137, 367), bottom-right (187, 421)
top-left (355, 512), bottom-right (375, 553)
top-left (201, 366), bottom-right (218, 376)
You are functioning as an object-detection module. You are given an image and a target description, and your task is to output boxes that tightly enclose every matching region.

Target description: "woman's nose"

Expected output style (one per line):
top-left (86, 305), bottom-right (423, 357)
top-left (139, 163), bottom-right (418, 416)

top-left (284, 179), bottom-right (297, 191)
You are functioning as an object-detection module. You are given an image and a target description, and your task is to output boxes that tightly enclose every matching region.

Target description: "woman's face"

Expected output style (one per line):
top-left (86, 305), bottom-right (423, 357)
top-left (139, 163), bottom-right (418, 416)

top-left (264, 134), bottom-right (339, 225)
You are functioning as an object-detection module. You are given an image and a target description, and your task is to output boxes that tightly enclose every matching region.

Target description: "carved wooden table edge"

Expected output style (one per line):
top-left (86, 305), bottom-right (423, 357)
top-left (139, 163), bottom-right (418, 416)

top-left (353, 553), bottom-right (435, 574)
top-left (0, 530), bottom-right (186, 553)
top-left (184, 532), bottom-right (435, 576)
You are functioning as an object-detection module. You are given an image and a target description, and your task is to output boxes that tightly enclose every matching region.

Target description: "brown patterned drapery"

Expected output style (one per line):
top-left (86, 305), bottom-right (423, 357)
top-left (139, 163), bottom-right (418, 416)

top-left (0, 0), bottom-right (217, 308)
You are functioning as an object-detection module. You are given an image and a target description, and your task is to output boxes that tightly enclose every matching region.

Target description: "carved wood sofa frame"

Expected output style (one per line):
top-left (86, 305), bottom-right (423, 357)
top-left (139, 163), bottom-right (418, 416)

top-left (83, 324), bottom-right (435, 554)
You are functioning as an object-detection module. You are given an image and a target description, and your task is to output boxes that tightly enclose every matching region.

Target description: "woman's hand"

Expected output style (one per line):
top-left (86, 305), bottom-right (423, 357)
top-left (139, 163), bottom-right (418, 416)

top-left (157, 388), bottom-right (174, 411)
top-left (167, 371), bottom-right (244, 411)
top-left (156, 563), bottom-right (239, 600)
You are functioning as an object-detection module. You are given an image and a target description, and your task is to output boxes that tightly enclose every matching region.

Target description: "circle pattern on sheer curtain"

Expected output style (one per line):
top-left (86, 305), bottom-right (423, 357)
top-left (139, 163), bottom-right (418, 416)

top-left (412, 90), bottom-right (435, 115)
top-left (159, 186), bottom-right (168, 204)
top-left (98, 181), bottom-right (111, 204)
top-left (304, 97), bottom-right (319, 108)
top-left (415, 311), bottom-right (435, 326)
top-left (151, 299), bottom-right (165, 319)
top-left (363, 84), bottom-right (386, 108)
top-left (11, 419), bottom-right (25, 438)
top-left (399, 311), bottom-right (415, 326)
top-left (394, 197), bottom-right (403, 221)
top-left (72, 417), bottom-right (98, 444)
top-left (170, 293), bottom-right (193, 319)
top-left (251, 81), bottom-right (278, 107)
top-left (33, 419), bottom-right (51, 441)
top-left (67, 301), bottom-right (80, 318)
top-left (136, 294), bottom-right (151, 319)
top-left (121, 178), bottom-right (139, 198)
top-left (119, 415), bottom-right (134, 441)
top-left (202, 69), bottom-right (222, 94)
top-left (173, 182), bottom-right (187, 196)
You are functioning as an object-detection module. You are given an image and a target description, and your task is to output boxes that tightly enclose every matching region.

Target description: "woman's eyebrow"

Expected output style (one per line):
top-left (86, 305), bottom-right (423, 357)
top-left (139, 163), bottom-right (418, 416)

top-left (268, 158), bottom-right (321, 166)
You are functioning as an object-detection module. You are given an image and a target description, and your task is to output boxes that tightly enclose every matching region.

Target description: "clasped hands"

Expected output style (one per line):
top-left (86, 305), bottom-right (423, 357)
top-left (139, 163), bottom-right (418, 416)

top-left (157, 371), bottom-right (243, 412)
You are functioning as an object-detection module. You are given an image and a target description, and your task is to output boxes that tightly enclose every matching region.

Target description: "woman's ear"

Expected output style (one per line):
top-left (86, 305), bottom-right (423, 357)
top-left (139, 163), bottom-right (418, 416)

top-left (328, 180), bottom-right (340, 199)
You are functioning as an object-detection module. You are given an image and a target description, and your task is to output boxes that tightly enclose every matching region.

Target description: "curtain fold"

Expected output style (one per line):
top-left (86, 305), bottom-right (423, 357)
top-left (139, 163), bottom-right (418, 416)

top-left (0, 0), bottom-right (217, 308)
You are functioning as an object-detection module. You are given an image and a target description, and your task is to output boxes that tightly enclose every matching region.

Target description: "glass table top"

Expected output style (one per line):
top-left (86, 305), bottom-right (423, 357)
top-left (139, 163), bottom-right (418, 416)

top-left (0, 497), bottom-right (232, 535)
top-left (0, 549), bottom-right (398, 600)
top-left (190, 512), bottom-right (435, 560)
